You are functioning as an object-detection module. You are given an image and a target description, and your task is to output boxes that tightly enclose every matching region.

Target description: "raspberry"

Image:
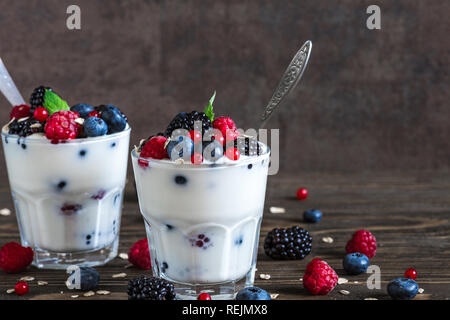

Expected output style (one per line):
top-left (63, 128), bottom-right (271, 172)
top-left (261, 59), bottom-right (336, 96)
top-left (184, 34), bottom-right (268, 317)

top-left (128, 238), bottom-right (151, 270)
top-left (303, 258), bottom-right (338, 295)
top-left (140, 136), bottom-right (168, 160)
top-left (345, 229), bottom-right (377, 258)
top-left (212, 117), bottom-right (239, 144)
top-left (44, 110), bottom-right (81, 141)
top-left (9, 104), bottom-right (31, 120)
top-left (14, 281), bottom-right (29, 295)
top-left (0, 242), bottom-right (34, 273)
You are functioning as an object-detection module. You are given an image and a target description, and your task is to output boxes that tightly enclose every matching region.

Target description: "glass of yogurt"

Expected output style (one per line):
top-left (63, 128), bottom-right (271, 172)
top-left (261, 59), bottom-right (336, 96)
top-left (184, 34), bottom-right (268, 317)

top-left (131, 102), bottom-right (270, 299)
top-left (1, 87), bottom-right (130, 269)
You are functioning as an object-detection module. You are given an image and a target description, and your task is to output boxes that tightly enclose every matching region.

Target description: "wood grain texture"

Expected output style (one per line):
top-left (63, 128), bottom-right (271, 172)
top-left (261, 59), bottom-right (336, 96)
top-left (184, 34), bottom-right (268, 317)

top-left (0, 172), bottom-right (449, 300)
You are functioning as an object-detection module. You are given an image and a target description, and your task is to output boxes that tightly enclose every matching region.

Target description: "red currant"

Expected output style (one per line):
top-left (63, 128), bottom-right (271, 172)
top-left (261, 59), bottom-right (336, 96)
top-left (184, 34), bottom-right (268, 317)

top-left (33, 107), bottom-right (49, 122)
top-left (296, 188), bottom-right (308, 200)
top-left (404, 268), bottom-right (417, 280)
top-left (14, 281), bottom-right (29, 295)
top-left (188, 130), bottom-right (202, 144)
top-left (225, 147), bottom-right (240, 161)
top-left (197, 292), bottom-right (211, 300)
top-left (88, 110), bottom-right (100, 118)
top-left (191, 152), bottom-right (203, 165)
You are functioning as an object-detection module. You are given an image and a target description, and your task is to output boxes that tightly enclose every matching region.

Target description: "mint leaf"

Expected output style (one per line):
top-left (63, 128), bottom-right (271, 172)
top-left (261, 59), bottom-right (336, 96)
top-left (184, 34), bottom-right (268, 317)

top-left (43, 90), bottom-right (69, 115)
top-left (204, 91), bottom-right (216, 122)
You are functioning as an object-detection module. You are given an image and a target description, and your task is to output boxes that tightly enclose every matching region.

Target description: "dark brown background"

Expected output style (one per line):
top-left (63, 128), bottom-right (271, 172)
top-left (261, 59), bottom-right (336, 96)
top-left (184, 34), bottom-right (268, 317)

top-left (0, 0), bottom-right (449, 178)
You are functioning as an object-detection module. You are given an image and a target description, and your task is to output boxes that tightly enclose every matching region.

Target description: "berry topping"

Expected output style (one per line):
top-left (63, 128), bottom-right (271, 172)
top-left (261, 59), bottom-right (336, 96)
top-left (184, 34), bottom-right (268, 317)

top-left (343, 252), bottom-right (370, 275)
top-left (71, 103), bottom-right (94, 118)
top-left (98, 105), bottom-right (127, 133)
top-left (264, 226), bottom-right (312, 260)
top-left (236, 287), bottom-right (271, 300)
top-left (233, 136), bottom-right (260, 156)
top-left (88, 110), bottom-right (100, 118)
top-left (8, 118), bottom-right (43, 137)
top-left (10, 104), bottom-right (31, 120)
top-left (0, 242), bottom-right (34, 273)
top-left (405, 268), bottom-right (418, 280)
top-left (167, 136), bottom-right (194, 161)
top-left (303, 258), bottom-right (338, 295)
top-left (345, 229), bottom-right (377, 258)
top-left (164, 111), bottom-right (211, 138)
top-left (128, 238), bottom-right (151, 270)
top-left (387, 278), bottom-right (418, 300)
top-left (191, 152), bottom-right (203, 165)
top-left (212, 116), bottom-right (239, 144)
top-left (44, 110), bottom-right (81, 141)
top-left (14, 281), bottom-right (29, 295)
top-left (296, 187), bottom-right (308, 200)
top-left (225, 147), bottom-right (240, 161)
top-left (197, 293), bottom-right (212, 300)
top-left (33, 107), bottom-right (49, 122)
top-left (202, 140), bottom-right (223, 162)
top-left (303, 209), bottom-right (322, 223)
top-left (83, 117), bottom-right (108, 137)
top-left (68, 267), bottom-right (99, 291)
top-left (128, 276), bottom-right (176, 300)
top-left (140, 136), bottom-right (168, 160)
top-left (29, 86), bottom-right (52, 112)
top-left (188, 130), bottom-right (202, 144)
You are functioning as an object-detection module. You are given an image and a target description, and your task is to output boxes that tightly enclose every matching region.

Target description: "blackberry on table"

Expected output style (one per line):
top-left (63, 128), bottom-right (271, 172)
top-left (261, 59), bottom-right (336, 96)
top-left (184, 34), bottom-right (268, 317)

top-left (8, 118), bottom-right (43, 137)
top-left (127, 275), bottom-right (176, 300)
top-left (264, 226), bottom-right (312, 260)
top-left (232, 137), bottom-right (261, 156)
top-left (29, 86), bottom-right (52, 112)
top-left (164, 111), bottom-right (211, 138)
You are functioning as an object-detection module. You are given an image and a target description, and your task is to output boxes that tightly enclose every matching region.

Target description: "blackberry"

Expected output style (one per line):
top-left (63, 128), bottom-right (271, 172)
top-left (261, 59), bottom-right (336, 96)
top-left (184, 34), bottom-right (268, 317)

top-left (232, 137), bottom-right (261, 156)
top-left (164, 111), bottom-right (211, 138)
top-left (8, 118), bottom-right (43, 137)
top-left (30, 86), bottom-right (52, 112)
top-left (264, 226), bottom-right (312, 260)
top-left (127, 276), bottom-right (176, 300)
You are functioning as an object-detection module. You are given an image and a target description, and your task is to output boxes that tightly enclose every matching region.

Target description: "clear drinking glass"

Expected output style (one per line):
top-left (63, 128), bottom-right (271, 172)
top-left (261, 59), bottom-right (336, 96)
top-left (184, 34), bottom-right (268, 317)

top-left (1, 127), bottom-right (130, 269)
top-left (131, 145), bottom-right (270, 299)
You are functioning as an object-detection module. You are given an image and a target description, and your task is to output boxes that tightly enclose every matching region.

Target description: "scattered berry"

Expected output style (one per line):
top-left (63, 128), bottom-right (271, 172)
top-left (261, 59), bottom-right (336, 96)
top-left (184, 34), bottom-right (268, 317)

top-left (264, 226), bottom-right (312, 260)
top-left (83, 117), bottom-right (108, 137)
top-left (225, 147), bottom-right (240, 161)
top-left (44, 110), bottom-right (81, 141)
top-left (9, 104), bottom-right (31, 120)
top-left (236, 287), bottom-right (271, 300)
top-left (33, 107), bottom-right (49, 122)
top-left (164, 111), bottom-right (211, 138)
top-left (345, 229), bottom-right (377, 258)
top-left (71, 104), bottom-right (94, 118)
top-left (404, 268), bottom-right (418, 280)
top-left (140, 136), bottom-right (168, 160)
top-left (387, 278), bottom-right (418, 300)
top-left (191, 152), bottom-right (203, 165)
top-left (197, 292), bottom-right (212, 300)
top-left (167, 136), bottom-right (194, 161)
top-left (213, 116), bottom-right (239, 143)
top-left (128, 276), bottom-right (176, 300)
top-left (343, 252), bottom-right (370, 275)
top-left (14, 281), bottom-right (29, 295)
top-left (303, 258), bottom-right (338, 295)
top-left (296, 188), bottom-right (308, 200)
top-left (97, 105), bottom-right (127, 133)
top-left (0, 242), bottom-right (34, 273)
top-left (303, 209), bottom-right (322, 223)
top-left (128, 238), bottom-right (151, 270)
top-left (69, 267), bottom-right (99, 291)
top-left (29, 86), bottom-right (52, 112)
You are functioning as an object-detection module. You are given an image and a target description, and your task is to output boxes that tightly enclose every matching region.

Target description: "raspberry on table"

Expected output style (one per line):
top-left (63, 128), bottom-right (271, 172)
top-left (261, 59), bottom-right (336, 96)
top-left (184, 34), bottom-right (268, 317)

top-left (303, 258), bottom-right (338, 295)
top-left (345, 229), bottom-right (377, 258)
top-left (44, 110), bottom-right (81, 141)
top-left (128, 238), bottom-right (151, 270)
top-left (0, 242), bottom-right (34, 273)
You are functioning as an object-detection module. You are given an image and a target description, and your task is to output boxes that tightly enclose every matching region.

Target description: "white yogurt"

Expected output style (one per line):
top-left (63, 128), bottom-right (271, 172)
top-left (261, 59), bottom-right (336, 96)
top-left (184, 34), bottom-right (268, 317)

top-left (1, 127), bottom-right (130, 254)
top-left (132, 145), bottom-right (270, 284)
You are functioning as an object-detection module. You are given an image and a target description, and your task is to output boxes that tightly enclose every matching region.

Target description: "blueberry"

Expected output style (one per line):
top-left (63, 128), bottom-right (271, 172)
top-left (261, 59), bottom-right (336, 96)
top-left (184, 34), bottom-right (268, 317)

top-left (303, 209), bottom-right (322, 223)
top-left (167, 136), bottom-right (194, 161)
top-left (71, 104), bottom-right (94, 118)
top-left (100, 105), bottom-right (127, 133)
top-left (84, 117), bottom-right (108, 137)
top-left (174, 175), bottom-right (187, 185)
top-left (71, 267), bottom-right (100, 291)
top-left (387, 278), bottom-right (419, 300)
top-left (343, 252), bottom-right (370, 275)
top-left (202, 140), bottom-right (223, 162)
top-left (236, 287), bottom-right (271, 300)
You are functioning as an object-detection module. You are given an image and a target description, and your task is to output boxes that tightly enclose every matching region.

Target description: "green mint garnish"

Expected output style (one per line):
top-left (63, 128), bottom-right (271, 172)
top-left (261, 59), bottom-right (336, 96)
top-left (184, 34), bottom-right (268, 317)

top-left (43, 90), bottom-right (69, 115)
top-left (204, 91), bottom-right (216, 123)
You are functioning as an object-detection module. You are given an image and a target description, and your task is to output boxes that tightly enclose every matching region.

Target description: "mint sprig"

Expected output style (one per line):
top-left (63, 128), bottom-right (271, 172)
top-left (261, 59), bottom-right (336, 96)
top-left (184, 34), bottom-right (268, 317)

top-left (203, 91), bottom-right (216, 122)
top-left (43, 90), bottom-right (69, 115)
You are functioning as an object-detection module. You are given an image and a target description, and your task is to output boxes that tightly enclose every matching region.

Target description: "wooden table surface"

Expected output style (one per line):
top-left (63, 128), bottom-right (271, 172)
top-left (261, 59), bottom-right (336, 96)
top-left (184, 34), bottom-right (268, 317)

top-left (0, 172), bottom-right (449, 300)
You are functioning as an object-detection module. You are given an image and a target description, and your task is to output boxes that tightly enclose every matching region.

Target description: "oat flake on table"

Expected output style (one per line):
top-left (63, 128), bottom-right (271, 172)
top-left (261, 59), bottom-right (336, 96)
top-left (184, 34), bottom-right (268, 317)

top-left (119, 253), bottom-right (128, 260)
top-left (6, 289), bottom-right (14, 294)
top-left (71, 295), bottom-right (79, 299)
top-left (112, 273), bottom-right (127, 278)
top-left (418, 288), bottom-right (424, 294)
top-left (269, 207), bottom-right (285, 214)
top-left (322, 237), bottom-right (334, 244)
top-left (19, 276), bottom-right (35, 281)
top-left (339, 290), bottom-right (350, 295)
top-left (270, 293), bottom-right (279, 299)
top-left (338, 278), bottom-right (348, 284)
top-left (83, 291), bottom-right (95, 297)
top-left (96, 290), bottom-right (111, 295)
top-left (259, 274), bottom-right (271, 280)
top-left (37, 281), bottom-right (48, 286)
top-left (364, 297), bottom-right (378, 300)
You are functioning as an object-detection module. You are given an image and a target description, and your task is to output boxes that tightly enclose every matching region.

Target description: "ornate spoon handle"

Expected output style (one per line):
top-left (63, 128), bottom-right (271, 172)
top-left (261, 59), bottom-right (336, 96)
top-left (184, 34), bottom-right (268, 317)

top-left (259, 40), bottom-right (312, 129)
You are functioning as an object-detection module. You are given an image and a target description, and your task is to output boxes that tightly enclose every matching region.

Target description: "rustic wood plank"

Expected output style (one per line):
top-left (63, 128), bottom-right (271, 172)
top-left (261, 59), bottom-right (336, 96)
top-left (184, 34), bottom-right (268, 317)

top-left (0, 173), bottom-right (449, 300)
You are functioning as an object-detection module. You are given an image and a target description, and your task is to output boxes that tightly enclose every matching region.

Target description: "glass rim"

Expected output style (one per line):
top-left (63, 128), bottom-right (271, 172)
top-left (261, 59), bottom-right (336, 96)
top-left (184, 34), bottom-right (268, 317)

top-left (131, 142), bottom-right (270, 170)
top-left (1, 125), bottom-right (131, 145)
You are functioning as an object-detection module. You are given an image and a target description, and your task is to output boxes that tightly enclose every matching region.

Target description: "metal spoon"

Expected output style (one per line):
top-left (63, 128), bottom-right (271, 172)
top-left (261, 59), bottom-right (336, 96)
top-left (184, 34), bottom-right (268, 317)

top-left (259, 40), bottom-right (312, 129)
